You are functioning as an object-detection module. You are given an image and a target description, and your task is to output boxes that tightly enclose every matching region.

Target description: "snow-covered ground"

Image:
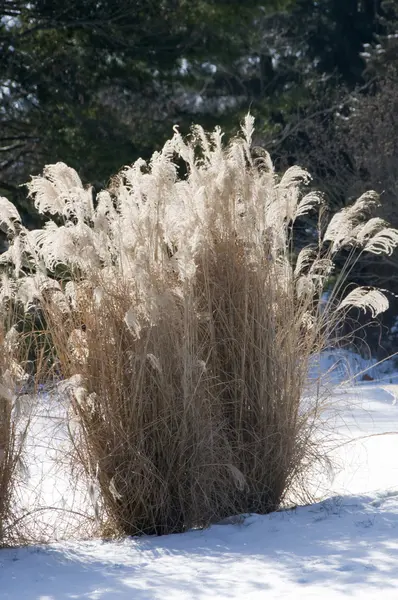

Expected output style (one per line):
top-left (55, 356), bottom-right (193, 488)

top-left (2, 354), bottom-right (398, 599)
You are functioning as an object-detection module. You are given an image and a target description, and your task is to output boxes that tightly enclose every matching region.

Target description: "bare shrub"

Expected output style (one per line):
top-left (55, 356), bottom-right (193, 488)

top-left (335, 71), bottom-right (398, 354)
top-left (1, 116), bottom-right (397, 536)
top-left (268, 71), bottom-right (398, 357)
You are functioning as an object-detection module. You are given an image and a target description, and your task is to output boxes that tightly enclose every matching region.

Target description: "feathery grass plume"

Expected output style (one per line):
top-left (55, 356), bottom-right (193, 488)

top-left (1, 114), bottom-right (397, 536)
top-left (323, 191), bottom-right (381, 253)
top-left (28, 163), bottom-right (94, 220)
top-left (0, 197), bottom-right (21, 235)
top-left (364, 228), bottom-right (398, 255)
top-left (337, 288), bottom-right (390, 319)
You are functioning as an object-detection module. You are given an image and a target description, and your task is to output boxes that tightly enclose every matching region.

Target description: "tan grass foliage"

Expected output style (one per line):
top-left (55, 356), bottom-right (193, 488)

top-left (0, 318), bottom-right (30, 546)
top-left (0, 115), bottom-right (397, 536)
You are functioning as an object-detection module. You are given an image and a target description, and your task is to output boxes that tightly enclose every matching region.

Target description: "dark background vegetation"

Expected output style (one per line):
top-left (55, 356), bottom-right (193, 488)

top-left (1, 0), bottom-right (398, 357)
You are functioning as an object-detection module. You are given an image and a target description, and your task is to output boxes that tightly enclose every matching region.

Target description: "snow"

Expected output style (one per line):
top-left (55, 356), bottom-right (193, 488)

top-left (2, 354), bottom-right (398, 599)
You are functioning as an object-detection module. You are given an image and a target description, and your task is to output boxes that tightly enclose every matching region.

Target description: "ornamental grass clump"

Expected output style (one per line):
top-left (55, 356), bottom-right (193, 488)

top-left (0, 326), bottom-right (17, 545)
top-left (0, 312), bottom-right (31, 546)
top-left (0, 115), bottom-right (397, 535)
